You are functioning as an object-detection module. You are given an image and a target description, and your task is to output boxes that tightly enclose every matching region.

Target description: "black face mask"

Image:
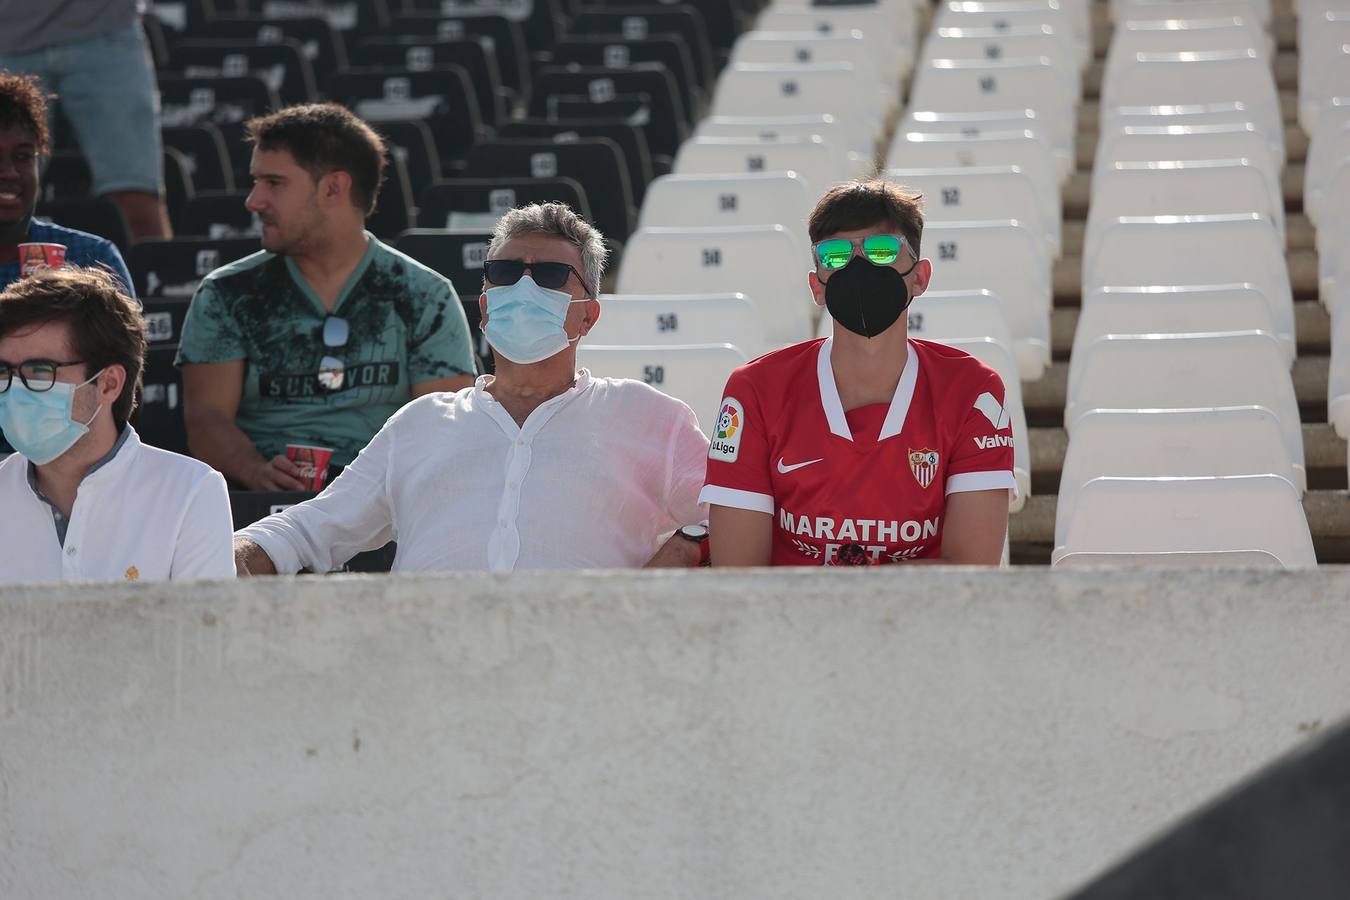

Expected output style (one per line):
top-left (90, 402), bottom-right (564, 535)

top-left (823, 255), bottom-right (918, 338)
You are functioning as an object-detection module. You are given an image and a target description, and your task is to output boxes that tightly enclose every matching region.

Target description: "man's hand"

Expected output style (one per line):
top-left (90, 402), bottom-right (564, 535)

top-left (244, 455), bottom-right (309, 492)
top-left (234, 538), bottom-right (278, 576)
top-left (643, 532), bottom-right (705, 568)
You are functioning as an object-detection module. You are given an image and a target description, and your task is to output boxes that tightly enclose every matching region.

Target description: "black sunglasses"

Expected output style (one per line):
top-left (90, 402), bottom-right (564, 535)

top-left (483, 259), bottom-right (593, 295)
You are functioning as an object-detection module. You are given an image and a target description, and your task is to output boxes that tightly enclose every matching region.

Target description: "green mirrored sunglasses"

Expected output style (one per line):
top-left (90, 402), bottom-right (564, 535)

top-left (812, 233), bottom-right (910, 270)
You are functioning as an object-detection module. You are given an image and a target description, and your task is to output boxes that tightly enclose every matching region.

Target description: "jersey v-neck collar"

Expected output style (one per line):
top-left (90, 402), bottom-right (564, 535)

top-left (283, 231), bottom-right (378, 317)
top-left (815, 336), bottom-right (920, 443)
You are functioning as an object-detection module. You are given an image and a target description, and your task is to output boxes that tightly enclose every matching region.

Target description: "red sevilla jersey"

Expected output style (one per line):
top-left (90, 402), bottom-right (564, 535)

top-left (699, 337), bottom-right (1017, 565)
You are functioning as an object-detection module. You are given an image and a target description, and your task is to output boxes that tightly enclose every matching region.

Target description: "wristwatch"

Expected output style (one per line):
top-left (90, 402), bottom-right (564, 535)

top-left (678, 524), bottom-right (711, 567)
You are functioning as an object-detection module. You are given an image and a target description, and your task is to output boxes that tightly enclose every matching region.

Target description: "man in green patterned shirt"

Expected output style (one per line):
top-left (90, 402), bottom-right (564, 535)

top-left (177, 104), bottom-right (476, 490)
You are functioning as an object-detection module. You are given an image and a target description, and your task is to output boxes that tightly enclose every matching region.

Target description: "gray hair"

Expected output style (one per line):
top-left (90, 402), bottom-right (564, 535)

top-left (486, 202), bottom-right (608, 296)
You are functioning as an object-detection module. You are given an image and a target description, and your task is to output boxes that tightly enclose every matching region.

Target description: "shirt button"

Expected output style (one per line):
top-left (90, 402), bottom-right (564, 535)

top-left (515, 439), bottom-right (524, 446)
top-left (499, 520), bottom-right (508, 528)
top-left (66, 546), bottom-right (76, 556)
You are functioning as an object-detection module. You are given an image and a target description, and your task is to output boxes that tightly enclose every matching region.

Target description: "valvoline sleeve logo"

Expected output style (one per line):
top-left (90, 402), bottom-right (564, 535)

top-left (709, 397), bottom-right (744, 462)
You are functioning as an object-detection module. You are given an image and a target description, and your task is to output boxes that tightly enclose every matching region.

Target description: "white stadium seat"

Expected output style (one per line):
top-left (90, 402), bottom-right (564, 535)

top-left (1105, 16), bottom-right (1272, 66)
top-left (1110, 0), bottom-right (1272, 27)
top-left (1304, 112), bottom-right (1350, 227)
top-left (900, 108), bottom-right (1072, 179)
top-left (888, 165), bottom-right (1060, 256)
top-left (730, 31), bottom-right (888, 95)
top-left (589, 294), bottom-right (769, 359)
top-left (1315, 161), bottom-right (1350, 301)
top-left (1298, 14), bottom-right (1350, 132)
top-left (616, 225), bottom-right (815, 348)
top-left (1100, 102), bottom-right (1284, 169)
top-left (1055, 406), bottom-right (1301, 549)
top-left (709, 64), bottom-right (884, 153)
top-left (886, 129), bottom-right (1063, 191)
top-left (936, 0), bottom-right (1090, 66)
top-left (752, 7), bottom-right (917, 81)
top-left (693, 114), bottom-right (867, 174)
top-left (1099, 50), bottom-right (1282, 153)
top-left (637, 172), bottom-right (813, 247)
top-left (920, 25), bottom-right (1083, 87)
top-left (1052, 475), bottom-right (1315, 568)
top-left (923, 219), bottom-right (1053, 379)
top-left (1081, 214), bottom-right (1293, 348)
top-left (1093, 123), bottom-right (1280, 198)
top-left (1064, 331), bottom-right (1305, 491)
top-left (935, 336), bottom-right (1032, 508)
top-left (1054, 549), bottom-right (1286, 567)
top-left (1323, 277), bottom-right (1350, 437)
top-left (672, 136), bottom-right (844, 196)
top-left (816, 289), bottom-right (1017, 358)
top-left (577, 343), bottom-right (749, 438)
top-left (1073, 284), bottom-right (1287, 365)
top-left (1085, 158), bottom-right (1283, 245)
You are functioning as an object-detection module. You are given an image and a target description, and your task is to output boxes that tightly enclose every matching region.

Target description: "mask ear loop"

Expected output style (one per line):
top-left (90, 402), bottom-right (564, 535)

top-left (74, 367), bottom-right (107, 428)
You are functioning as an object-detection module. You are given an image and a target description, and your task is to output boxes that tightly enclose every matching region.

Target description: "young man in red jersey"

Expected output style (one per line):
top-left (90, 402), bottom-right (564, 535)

top-left (700, 179), bottom-right (1016, 566)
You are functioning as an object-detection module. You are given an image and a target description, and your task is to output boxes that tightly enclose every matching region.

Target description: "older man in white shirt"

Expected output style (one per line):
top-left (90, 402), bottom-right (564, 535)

top-left (0, 267), bottom-right (234, 583)
top-left (233, 203), bottom-right (710, 573)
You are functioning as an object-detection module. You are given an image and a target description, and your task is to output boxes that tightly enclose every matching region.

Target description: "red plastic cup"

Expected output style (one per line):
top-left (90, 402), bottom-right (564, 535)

top-left (286, 444), bottom-right (334, 491)
top-left (17, 242), bottom-right (67, 277)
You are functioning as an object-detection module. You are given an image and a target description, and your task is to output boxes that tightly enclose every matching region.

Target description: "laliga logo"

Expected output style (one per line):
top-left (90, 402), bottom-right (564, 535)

top-left (708, 397), bottom-right (745, 462)
top-left (716, 401), bottom-right (740, 440)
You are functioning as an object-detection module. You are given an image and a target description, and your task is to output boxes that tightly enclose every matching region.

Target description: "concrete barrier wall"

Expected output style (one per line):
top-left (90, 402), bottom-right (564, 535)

top-left (2, 568), bottom-right (1348, 899)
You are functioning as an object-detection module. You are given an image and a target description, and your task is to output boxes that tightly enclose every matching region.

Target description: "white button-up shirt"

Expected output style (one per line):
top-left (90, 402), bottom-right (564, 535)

top-left (238, 370), bottom-right (710, 572)
top-left (0, 428), bottom-right (235, 583)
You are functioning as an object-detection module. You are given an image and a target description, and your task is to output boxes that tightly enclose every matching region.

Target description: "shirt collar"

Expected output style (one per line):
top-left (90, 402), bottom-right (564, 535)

top-left (815, 337), bottom-right (919, 442)
top-left (284, 231), bottom-right (378, 316)
top-left (474, 369), bottom-right (594, 434)
top-left (26, 423), bottom-right (133, 498)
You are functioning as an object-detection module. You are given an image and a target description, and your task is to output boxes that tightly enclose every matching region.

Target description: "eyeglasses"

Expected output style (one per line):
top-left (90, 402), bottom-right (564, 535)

top-left (317, 316), bottom-right (349, 392)
top-left (483, 259), bottom-right (593, 295)
top-left (0, 359), bottom-right (86, 393)
top-left (812, 234), bottom-right (913, 270)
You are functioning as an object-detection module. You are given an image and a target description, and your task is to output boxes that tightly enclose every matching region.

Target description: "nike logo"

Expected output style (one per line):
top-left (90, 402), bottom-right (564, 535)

top-left (777, 457), bottom-right (824, 474)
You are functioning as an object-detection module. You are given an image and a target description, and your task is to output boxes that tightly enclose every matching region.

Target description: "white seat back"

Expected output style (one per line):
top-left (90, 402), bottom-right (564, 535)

top-left (1081, 215), bottom-right (1293, 344)
top-left (936, 0), bottom-right (1090, 65)
top-left (693, 114), bottom-right (864, 171)
top-left (751, 8), bottom-right (915, 79)
top-left (921, 25), bottom-right (1082, 81)
top-left (887, 130), bottom-right (1062, 192)
top-left (923, 220), bottom-right (1053, 379)
top-left (731, 31), bottom-right (886, 92)
top-left (616, 225), bottom-right (814, 347)
top-left (1053, 475), bottom-right (1315, 568)
top-left (1298, 16), bottom-right (1350, 131)
top-left (900, 108), bottom-right (1071, 178)
top-left (1055, 406), bottom-right (1299, 548)
top-left (1054, 549), bottom-right (1286, 567)
top-left (577, 343), bottom-right (749, 437)
top-left (1324, 274), bottom-right (1350, 437)
top-left (637, 172), bottom-right (813, 247)
top-left (672, 136), bottom-right (842, 195)
top-left (1085, 158), bottom-right (1282, 244)
top-left (1111, 0), bottom-right (1272, 26)
top-left (591, 294), bottom-right (768, 358)
top-left (934, 336), bottom-right (1031, 507)
top-left (1094, 123), bottom-right (1279, 194)
top-left (1304, 113), bottom-right (1350, 226)
top-left (1317, 161), bottom-right (1350, 299)
top-left (1106, 16), bottom-right (1271, 65)
top-left (710, 64), bottom-right (882, 152)
top-left (819, 289), bottom-right (1018, 355)
top-left (1064, 331), bottom-right (1305, 489)
top-left (1073, 284), bottom-right (1286, 365)
top-left (1100, 102), bottom-right (1283, 167)
top-left (888, 164), bottom-right (1059, 256)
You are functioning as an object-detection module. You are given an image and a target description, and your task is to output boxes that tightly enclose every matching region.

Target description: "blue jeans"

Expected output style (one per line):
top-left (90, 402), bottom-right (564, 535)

top-left (0, 23), bottom-right (163, 195)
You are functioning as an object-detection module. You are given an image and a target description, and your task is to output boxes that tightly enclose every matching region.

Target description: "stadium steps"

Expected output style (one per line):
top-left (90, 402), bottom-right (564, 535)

top-left (1010, 0), bottom-right (1348, 563)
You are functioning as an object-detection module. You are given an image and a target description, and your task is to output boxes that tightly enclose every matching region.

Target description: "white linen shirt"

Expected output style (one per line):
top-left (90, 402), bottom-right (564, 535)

top-left (0, 427), bottom-right (235, 583)
top-left (237, 370), bottom-right (711, 572)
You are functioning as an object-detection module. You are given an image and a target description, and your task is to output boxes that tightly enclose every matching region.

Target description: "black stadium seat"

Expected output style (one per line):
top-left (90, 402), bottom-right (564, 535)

top-left (140, 344), bottom-right (189, 455)
top-left (588, 0), bottom-right (744, 58)
top-left (388, 14), bottom-right (530, 102)
top-left (146, 0), bottom-right (220, 34)
top-left (393, 228), bottom-right (495, 372)
top-left (237, 0), bottom-right (390, 33)
top-left (417, 177), bottom-right (594, 230)
top-left (497, 118), bottom-right (654, 204)
top-left (365, 152), bottom-right (416, 240)
top-left (179, 16), bottom-right (348, 87)
top-left (570, 6), bottom-right (716, 88)
top-left (162, 146), bottom-right (196, 232)
top-left (548, 34), bottom-right (703, 120)
top-left (157, 74), bottom-right (282, 187)
top-left (401, 0), bottom-right (563, 54)
top-left (462, 138), bottom-right (636, 243)
top-left (162, 123), bottom-right (235, 193)
top-left (327, 67), bottom-right (485, 166)
top-left (33, 198), bottom-right (131, 253)
top-left (169, 39), bottom-right (318, 106)
top-left (351, 37), bottom-right (506, 127)
top-left (373, 120), bottom-right (442, 197)
top-left (180, 191), bottom-right (258, 239)
top-left (126, 236), bottom-right (259, 299)
top-left (527, 64), bottom-right (688, 159)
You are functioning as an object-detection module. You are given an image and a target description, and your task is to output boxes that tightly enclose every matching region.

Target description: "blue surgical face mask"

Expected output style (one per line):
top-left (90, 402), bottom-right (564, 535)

top-left (0, 369), bottom-right (104, 465)
top-left (483, 275), bottom-right (587, 365)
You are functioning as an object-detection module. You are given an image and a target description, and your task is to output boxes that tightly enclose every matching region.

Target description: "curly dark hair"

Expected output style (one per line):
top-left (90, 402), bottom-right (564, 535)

top-left (0, 70), bottom-right (50, 152)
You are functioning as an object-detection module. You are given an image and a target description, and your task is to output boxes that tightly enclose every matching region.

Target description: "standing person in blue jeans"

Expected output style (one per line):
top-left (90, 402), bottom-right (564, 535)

top-left (0, 0), bottom-right (171, 241)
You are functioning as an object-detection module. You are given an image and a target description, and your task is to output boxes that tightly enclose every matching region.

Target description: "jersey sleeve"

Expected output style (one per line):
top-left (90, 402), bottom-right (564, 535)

top-left (175, 278), bottom-right (247, 365)
top-left (407, 280), bottom-right (478, 383)
top-left (946, 367), bottom-right (1018, 497)
top-left (697, 367), bottom-right (775, 514)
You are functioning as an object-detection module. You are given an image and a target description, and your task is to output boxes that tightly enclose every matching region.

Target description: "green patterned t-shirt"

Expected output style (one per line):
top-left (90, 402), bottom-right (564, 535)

top-left (176, 234), bottom-right (476, 467)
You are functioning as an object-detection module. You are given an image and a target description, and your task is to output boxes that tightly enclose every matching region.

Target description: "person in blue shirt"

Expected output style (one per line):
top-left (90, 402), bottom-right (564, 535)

top-left (0, 71), bottom-right (133, 295)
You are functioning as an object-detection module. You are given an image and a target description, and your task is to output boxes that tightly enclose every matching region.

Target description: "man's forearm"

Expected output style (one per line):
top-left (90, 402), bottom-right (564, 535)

top-left (188, 415), bottom-right (269, 486)
top-left (233, 538), bottom-right (278, 576)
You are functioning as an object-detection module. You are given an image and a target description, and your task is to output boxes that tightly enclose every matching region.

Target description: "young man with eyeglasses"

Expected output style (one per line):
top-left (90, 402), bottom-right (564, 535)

top-left (177, 103), bottom-right (477, 491)
top-left (700, 179), bottom-right (1016, 566)
top-left (232, 202), bottom-right (711, 574)
top-left (0, 266), bottom-right (234, 583)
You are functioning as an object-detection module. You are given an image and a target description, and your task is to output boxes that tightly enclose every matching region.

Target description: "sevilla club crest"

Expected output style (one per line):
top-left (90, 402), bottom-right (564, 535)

top-left (909, 448), bottom-right (939, 489)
